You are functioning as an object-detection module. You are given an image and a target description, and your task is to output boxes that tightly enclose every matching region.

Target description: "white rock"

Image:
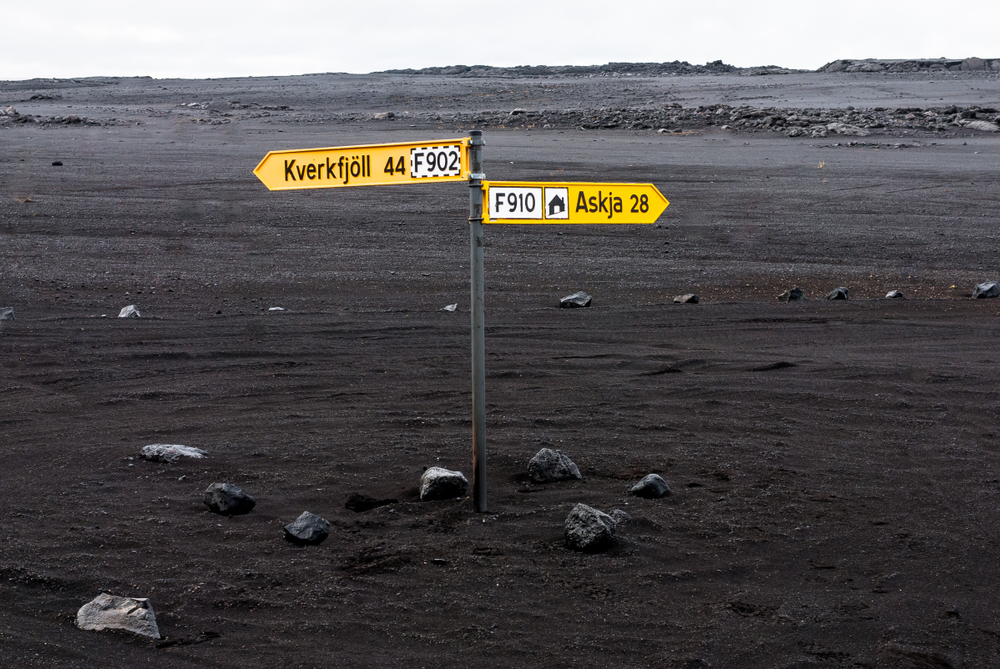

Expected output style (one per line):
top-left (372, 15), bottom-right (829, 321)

top-left (140, 444), bottom-right (207, 464)
top-left (826, 122), bottom-right (870, 137)
top-left (268, 306), bottom-right (284, 311)
top-left (966, 120), bottom-right (999, 133)
top-left (118, 305), bottom-right (140, 318)
top-left (441, 303), bottom-right (458, 312)
top-left (77, 593), bottom-right (160, 639)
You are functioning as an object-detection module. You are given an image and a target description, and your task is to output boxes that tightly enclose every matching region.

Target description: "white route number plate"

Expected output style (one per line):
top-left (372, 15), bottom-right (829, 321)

top-left (487, 185), bottom-right (569, 221)
top-left (410, 144), bottom-right (464, 179)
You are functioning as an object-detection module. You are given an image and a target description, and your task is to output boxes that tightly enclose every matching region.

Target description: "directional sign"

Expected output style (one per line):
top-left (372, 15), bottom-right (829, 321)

top-left (483, 181), bottom-right (668, 224)
top-left (254, 138), bottom-right (470, 190)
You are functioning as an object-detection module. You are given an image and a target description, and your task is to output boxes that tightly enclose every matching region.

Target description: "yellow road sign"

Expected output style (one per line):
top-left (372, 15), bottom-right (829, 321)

top-left (254, 138), bottom-right (471, 190)
top-left (482, 181), bottom-right (668, 224)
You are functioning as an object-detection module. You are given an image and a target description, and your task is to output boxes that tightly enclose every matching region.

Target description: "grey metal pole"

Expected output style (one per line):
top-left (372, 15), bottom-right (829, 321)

top-left (468, 130), bottom-right (487, 513)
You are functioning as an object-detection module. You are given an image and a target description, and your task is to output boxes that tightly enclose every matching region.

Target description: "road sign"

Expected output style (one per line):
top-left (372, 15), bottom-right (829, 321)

top-left (254, 138), bottom-right (471, 190)
top-left (483, 181), bottom-right (668, 224)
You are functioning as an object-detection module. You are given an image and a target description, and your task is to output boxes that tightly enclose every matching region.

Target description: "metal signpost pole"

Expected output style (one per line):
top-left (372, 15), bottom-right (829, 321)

top-left (468, 131), bottom-right (487, 513)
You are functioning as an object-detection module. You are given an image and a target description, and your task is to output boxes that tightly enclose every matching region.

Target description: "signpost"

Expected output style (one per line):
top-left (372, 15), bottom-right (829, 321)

top-left (254, 138), bottom-right (471, 191)
top-left (255, 133), bottom-right (669, 513)
top-left (484, 181), bottom-right (668, 224)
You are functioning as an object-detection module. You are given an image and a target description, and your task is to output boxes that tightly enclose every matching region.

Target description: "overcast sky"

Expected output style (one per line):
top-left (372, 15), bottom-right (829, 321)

top-left (5, 1), bottom-right (999, 80)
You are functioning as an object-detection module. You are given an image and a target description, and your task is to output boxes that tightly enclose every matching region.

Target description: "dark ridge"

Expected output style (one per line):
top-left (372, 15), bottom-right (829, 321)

top-left (379, 60), bottom-right (740, 77)
top-left (819, 57), bottom-right (1000, 73)
top-left (751, 361), bottom-right (797, 372)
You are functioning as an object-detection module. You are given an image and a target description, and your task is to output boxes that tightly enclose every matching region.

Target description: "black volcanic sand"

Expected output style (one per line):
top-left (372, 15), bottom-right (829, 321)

top-left (2, 72), bottom-right (1000, 668)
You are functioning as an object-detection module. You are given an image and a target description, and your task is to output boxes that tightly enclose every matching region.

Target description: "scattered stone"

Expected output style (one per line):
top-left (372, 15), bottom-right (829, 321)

top-left (77, 593), bottom-right (160, 639)
top-left (283, 511), bottom-right (330, 545)
top-left (0, 307), bottom-right (13, 321)
top-left (441, 303), bottom-right (458, 312)
top-left (966, 120), bottom-right (999, 133)
top-left (344, 493), bottom-right (397, 512)
top-left (630, 473), bottom-right (671, 499)
top-left (827, 287), bottom-right (849, 300)
top-left (972, 281), bottom-right (1000, 299)
top-left (778, 287), bottom-right (804, 302)
top-left (203, 482), bottom-right (256, 515)
top-left (673, 293), bottom-right (699, 304)
top-left (885, 290), bottom-right (905, 299)
top-left (528, 448), bottom-right (582, 483)
top-left (139, 444), bottom-right (207, 463)
top-left (118, 304), bottom-right (140, 318)
top-left (559, 291), bottom-right (592, 308)
top-left (419, 466), bottom-right (468, 501)
top-left (565, 503), bottom-right (617, 552)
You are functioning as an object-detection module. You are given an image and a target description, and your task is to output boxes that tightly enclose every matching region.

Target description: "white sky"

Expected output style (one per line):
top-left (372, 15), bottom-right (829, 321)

top-left (4, 0), bottom-right (999, 80)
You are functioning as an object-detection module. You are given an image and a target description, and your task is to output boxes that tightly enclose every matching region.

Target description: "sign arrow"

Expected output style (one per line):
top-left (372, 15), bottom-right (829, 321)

top-left (254, 138), bottom-right (470, 190)
top-left (483, 181), bottom-right (668, 224)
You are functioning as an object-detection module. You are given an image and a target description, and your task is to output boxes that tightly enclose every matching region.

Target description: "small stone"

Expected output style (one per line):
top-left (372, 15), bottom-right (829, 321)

top-left (419, 466), bottom-right (468, 501)
top-left (966, 120), bottom-right (999, 133)
top-left (139, 444), bottom-right (207, 464)
top-left (283, 511), bottom-right (330, 545)
top-left (441, 303), bottom-right (458, 312)
top-left (778, 287), bottom-right (804, 302)
top-left (52, 161), bottom-right (63, 166)
top-left (885, 290), bottom-right (905, 299)
top-left (0, 307), bottom-right (13, 321)
top-left (827, 287), bottom-right (849, 300)
top-left (564, 503), bottom-right (617, 552)
top-left (972, 281), bottom-right (1000, 299)
top-left (268, 306), bottom-right (284, 311)
top-left (673, 294), bottom-right (699, 304)
top-left (118, 304), bottom-right (140, 318)
top-left (630, 473), bottom-right (671, 499)
top-left (77, 593), bottom-right (160, 639)
top-left (203, 482), bottom-right (256, 515)
top-left (560, 291), bottom-right (592, 308)
top-left (528, 448), bottom-right (582, 483)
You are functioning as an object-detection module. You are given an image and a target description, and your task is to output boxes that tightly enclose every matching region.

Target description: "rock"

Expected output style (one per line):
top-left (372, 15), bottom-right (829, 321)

top-left (673, 293), bottom-right (699, 304)
top-left (827, 287), bottom-right (849, 300)
top-left (564, 503), bottom-right (616, 552)
top-left (0, 307), bottom-right (13, 320)
top-left (139, 444), bottom-right (207, 463)
top-left (528, 448), bottom-right (582, 483)
top-left (966, 120), bottom-right (999, 132)
top-left (203, 482), bottom-right (256, 515)
top-left (972, 281), bottom-right (1000, 299)
top-left (268, 306), bottom-right (284, 311)
top-left (283, 511), bottom-right (330, 545)
top-left (560, 291), bottom-right (592, 308)
top-left (885, 290), bottom-right (905, 299)
top-left (76, 593), bottom-right (160, 639)
top-left (826, 122), bottom-right (869, 137)
top-left (441, 303), bottom-right (458, 312)
top-left (630, 473), bottom-right (671, 499)
top-left (344, 493), bottom-right (397, 512)
top-left (610, 509), bottom-right (631, 525)
top-left (419, 466), bottom-right (468, 501)
top-left (778, 287), bottom-right (804, 302)
top-left (118, 304), bottom-right (140, 318)
top-left (961, 57), bottom-right (986, 71)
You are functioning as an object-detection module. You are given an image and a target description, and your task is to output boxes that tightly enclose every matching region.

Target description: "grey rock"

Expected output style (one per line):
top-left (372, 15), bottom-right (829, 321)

top-left (203, 482), bottom-right (256, 515)
top-left (630, 473), bottom-right (671, 499)
top-left (564, 503), bottom-right (617, 552)
top-left (283, 511), bottom-right (330, 545)
top-left (972, 281), bottom-right (1000, 299)
top-left (962, 57), bottom-right (987, 71)
top-left (827, 287), bottom-right (849, 300)
top-left (77, 593), bottom-right (160, 639)
top-left (826, 122), bottom-right (870, 137)
top-left (778, 287), bottom-right (804, 302)
top-left (885, 290), bottom-right (905, 299)
top-left (610, 509), bottom-right (631, 525)
top-left (673, 294), bottom-right (699, 304)
top-left (118, 304), bottom-right (140, 318)
top-left (559, 291), bottom-right (592, 308)
top-left (419, 466), bottom-right (468, 501)
top-left (0, 307), bottom-right (13, 320)
top-left (966, 120), bottom-right (999, 133)
top-left (528, 448), bottom-right (582, 483)
top-left (140, 444), bottom-right (207, 464)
